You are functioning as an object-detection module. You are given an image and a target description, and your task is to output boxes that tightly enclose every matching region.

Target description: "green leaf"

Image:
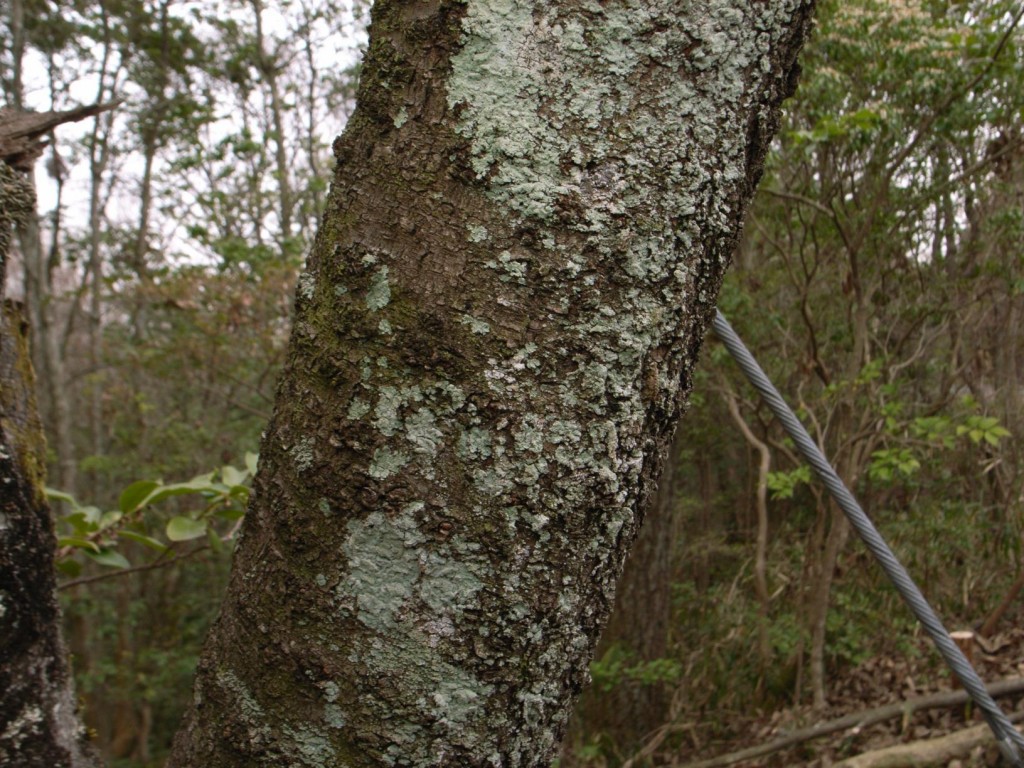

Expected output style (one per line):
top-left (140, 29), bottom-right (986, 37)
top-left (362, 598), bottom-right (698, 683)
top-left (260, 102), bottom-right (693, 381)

top-left (766, 466), bottom-right (812, 500)
top-left (85, 548), bottom-right (131, 569)
top-left (119, 480), bottom-right (160, 514)
top-left (64, 512), bottom-right (97, 534)
top-left (119, 530), bottom-right (169, 552)
top-left (227, 484), bottom-right (250, 501)
top-left (166, 516), bottom-right (208, 541)
top-left (207, 527), bottom-right (224, 554)
top-left (221, 464), bottom-right (246, 487)
top-left (46, 487), bottom-right (78, 506)
top-left (99, 510), bottom-right (123, 529)
top-left (245, 452), bottom-right (258, 474)
top-left (145, 480), bottom-right (217, 505)
top-left (58, 536), bottom-right (100, 552)
top-left (80, 506), bottom-right (103, 525)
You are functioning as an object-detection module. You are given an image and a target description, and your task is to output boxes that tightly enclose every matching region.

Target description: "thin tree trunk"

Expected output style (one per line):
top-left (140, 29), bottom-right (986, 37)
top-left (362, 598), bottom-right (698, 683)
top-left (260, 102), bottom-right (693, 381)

top-left (167, 1), bottom-right (815, 765)
top-left (8, 0), bottom-right (77, 496)
top-left (724, 390), bottom-right (772, 668)
top-left (809, 505), bottom-right (849, 710)
top-left (0, 163), bottom-right (97, 767)
top-left (253, 0), bottom-right (295, 244)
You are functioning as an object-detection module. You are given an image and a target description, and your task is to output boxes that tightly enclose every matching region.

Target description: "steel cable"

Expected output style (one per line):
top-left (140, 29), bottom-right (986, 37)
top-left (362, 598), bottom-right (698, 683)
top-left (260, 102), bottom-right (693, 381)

top-left (712, 310), bottom-right (1024, 766)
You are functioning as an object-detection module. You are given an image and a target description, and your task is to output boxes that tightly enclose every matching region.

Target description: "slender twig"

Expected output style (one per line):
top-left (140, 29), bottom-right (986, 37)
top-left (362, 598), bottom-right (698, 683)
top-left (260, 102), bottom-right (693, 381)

top-left (57, 543), bottom-right (211, 591)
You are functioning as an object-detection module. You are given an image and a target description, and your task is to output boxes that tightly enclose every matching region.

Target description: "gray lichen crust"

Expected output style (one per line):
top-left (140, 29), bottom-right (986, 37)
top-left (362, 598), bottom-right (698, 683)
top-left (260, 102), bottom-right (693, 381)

top-left (168, 1), bottom-right (815, 766)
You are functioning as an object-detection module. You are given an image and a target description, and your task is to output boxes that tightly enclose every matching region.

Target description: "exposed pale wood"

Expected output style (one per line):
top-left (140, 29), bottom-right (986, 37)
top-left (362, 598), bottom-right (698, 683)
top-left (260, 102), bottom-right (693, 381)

top-left (834, 711), bottom-right (1024, 768)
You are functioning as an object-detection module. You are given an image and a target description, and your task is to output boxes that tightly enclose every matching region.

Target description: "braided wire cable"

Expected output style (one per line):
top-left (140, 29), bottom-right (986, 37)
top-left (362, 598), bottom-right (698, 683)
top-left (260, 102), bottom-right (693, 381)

top-left (712, 310), bottom-right (1024, 766)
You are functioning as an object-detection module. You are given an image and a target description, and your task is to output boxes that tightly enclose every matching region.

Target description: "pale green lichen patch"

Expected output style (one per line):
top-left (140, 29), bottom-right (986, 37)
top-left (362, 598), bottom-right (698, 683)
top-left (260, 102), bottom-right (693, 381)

top-left (427, 677), bottom-right (489, 727)
top-left (319, 681), bottom-right (340, 703)
top-left (372, 386), bottom-right (405, 436)
top-left (466, 224), bottom-right (489, 242)
top-left (404, 408), bottom-right (442, 455)
top-left (324, 703), bottom-right (346, 729)
top-left (393, 106), bottom-right (408, 129)
top-left (342, 511), bottom-right (423, 632)
top-left (297, 271), bottom-right (316, 300)
top-left (338, 506), bottom-right (495, 759)
top-left (353, 374), bottom-right (474, 486)
top-left (343, 510), bottom-right (487, 629)
top-left (457, 426), bottom-right (492, 460)
top-left (216, 669), bottom-right (266, 727)
top-left (471, 467), bottom-right (514, 496)
top-left (460, 314), bottom-right (491, 334)
top-left (445, 0), bottom-right (791, 247)
top-left (282, 724), bottom-right (336, 765)
top-left (365, 266), bottom-right (391, 311)
top-left (419, 549), bottom-right (485, 617)
top-left (446, 0), bottom-right (576, 221)
top-left (366, 631), bottom-right (494, 762)
top-left (484, 250), bottom-right (527, 284)
top-left (402, 500), bottom-right (425, 516)
top-left (512, 413), bottom-right (545, 455)
top-left (368, 447), bottom-right (410, 480)
top-left (346, 397), bottom-right (371, 420)
top-left (291, 436), bottom-right (316, 473)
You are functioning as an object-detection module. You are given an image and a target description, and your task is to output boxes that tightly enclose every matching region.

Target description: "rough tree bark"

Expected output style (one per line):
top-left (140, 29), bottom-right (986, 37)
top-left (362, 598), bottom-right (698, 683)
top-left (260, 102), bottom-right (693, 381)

top-left (0, 162), bottom-right (97, 766)
top-left (168, 1), bottom-right (815, 765)
top-left (562, 428), bottom-right (683, 758)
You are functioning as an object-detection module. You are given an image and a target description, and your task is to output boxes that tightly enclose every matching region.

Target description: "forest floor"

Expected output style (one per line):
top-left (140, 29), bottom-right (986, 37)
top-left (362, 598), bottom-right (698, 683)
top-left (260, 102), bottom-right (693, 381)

top-left (663, 627), bottom-right (1024, 768)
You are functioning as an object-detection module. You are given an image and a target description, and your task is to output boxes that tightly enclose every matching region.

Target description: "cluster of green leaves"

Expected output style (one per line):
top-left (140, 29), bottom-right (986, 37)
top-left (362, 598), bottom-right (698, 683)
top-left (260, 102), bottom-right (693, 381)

top-left (767, 465), bottom-right (813, 500)
top-left (868, 399), bottom-right (1012, 483)
top-left (49, 454), bottom-right (256, 578)
top-left (589, 644), bottom-right (683, 694)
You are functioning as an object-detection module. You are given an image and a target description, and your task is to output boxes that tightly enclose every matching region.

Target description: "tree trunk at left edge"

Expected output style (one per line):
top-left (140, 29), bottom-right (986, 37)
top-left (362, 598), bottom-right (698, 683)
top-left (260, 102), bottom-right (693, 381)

top-left (169, 1), bottom-right (816, 765)
top-left (0, 161), bottom-right (98, 768)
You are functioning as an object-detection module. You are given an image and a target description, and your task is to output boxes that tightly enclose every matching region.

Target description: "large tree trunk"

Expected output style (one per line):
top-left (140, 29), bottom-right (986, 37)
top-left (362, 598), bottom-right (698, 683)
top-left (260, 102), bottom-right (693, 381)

top-left (0, 163), bottom-right (97, 767)
top-left (169, 1), bottom-right (815, 765)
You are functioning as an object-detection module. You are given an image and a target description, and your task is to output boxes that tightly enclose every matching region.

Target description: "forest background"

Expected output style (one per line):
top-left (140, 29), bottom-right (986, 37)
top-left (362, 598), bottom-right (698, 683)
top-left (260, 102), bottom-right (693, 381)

top-left (3, 0), bottom-right (1024, 765)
